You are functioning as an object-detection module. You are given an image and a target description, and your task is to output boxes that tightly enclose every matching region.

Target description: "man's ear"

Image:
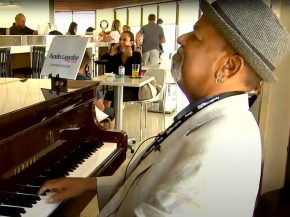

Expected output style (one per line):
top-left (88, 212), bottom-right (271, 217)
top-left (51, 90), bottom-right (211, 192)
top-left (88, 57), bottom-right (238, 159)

top-left (85, 64), bottom-right (90, 72)
top-left (216, 54), bottom-right (244, 80)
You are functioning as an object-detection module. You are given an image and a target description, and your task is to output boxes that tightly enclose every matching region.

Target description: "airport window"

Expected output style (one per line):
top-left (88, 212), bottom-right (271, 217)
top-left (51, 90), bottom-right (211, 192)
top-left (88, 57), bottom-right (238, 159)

top-left (177, 1), bottom-right (200, 37)
top-left (128, 7), bottom-right (141, 37)
top-left (72, 11), bottom-right (96, 35)
top-left (54, 11), bottom-right (96, 35)
top-left (159, 2), bottom-right (177, 53)
top-left (54, 11), bottom-right (72, 34)
top-left (115, 8), bottom-right (127, 27)
top-left (142, 5), bottom-right (157, 25)
top-left (54, 1), bottom-right (200, 53)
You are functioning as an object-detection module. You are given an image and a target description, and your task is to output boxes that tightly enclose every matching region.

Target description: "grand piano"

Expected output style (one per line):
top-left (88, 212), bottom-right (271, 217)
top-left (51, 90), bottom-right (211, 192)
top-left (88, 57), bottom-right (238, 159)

top-left (0, 78), bottom-right (128, 217)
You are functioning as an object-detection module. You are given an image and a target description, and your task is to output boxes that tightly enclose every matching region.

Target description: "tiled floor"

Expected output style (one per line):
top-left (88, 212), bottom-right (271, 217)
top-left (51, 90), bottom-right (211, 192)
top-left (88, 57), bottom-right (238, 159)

top-left (123, 102), bottom-right (175, 141)
top-left (123, 102), bottom-right (177, 167)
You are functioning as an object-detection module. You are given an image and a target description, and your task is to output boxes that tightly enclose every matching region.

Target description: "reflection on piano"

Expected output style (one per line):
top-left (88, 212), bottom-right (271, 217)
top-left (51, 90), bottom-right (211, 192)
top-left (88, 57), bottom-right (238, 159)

top-left (0, 79), bottom-right (128, 217)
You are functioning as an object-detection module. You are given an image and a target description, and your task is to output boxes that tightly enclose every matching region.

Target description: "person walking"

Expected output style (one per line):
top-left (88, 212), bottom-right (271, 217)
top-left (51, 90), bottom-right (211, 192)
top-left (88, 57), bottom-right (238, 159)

top-left (136, 14), bottom-right (165, 67)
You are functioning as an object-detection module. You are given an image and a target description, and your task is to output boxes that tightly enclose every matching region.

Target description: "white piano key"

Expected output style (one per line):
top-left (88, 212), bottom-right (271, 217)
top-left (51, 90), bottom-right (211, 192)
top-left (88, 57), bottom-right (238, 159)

top-left (68, 143), bottom-right (117, 177)
top-left (21, 142), bottom-right (117, 217)
top-left (21, 193), bottom-right (60, 217)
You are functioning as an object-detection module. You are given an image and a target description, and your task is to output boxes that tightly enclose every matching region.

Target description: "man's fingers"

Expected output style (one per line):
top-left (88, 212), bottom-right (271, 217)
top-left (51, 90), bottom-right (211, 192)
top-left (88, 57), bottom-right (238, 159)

top-left (38, 178), bottom-right (66, 195)
top-left (39, 178), bottom-right (92, 203)
top-left (47, 189), bottom-right (76, 203)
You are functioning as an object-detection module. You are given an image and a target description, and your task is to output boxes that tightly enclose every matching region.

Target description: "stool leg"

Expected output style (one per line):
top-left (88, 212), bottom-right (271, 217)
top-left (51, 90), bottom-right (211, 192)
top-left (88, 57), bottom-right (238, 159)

top-left (145, 103), bottom-right (147, 128)
top-left (140, 103), bottom-right (143, 140)
top-left (162, 100), bottom-right (166, 130)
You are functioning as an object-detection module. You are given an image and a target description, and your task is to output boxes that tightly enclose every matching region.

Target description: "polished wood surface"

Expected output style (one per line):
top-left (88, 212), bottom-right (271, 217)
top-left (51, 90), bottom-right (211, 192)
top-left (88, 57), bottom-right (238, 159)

top-left (0, 79), bottom-right (127, 216)
top-left (11, 53), bottom-right (31, 70)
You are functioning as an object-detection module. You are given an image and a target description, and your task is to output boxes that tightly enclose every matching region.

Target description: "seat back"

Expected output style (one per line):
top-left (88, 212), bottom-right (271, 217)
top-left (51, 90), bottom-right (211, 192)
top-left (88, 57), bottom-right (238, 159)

top-left (31, 46), bottom-right (46, 78)
top-left (144, 68), bottom-right (166, 96)
top-left (0, 47), bottom-right (11, 77)
top-left (145, 68), bottom-right (166, 86)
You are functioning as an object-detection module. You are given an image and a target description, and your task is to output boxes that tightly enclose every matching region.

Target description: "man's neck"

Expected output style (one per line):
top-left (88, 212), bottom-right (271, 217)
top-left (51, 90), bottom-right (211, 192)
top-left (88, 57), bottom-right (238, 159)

top-left (14, 24), bottom-right (24, 29)
top-left (78, 69), bottom-right (85, 75)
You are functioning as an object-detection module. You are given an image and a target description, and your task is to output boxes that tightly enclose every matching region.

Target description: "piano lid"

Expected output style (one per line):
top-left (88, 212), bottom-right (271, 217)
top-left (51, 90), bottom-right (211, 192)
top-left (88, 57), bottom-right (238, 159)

top-left (0, 78), bottom-right (100, 141)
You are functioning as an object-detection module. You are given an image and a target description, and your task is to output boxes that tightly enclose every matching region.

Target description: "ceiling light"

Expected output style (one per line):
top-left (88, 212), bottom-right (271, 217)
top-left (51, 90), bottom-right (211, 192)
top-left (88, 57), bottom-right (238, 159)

top-left (0, 1), bottom-right (20, 8)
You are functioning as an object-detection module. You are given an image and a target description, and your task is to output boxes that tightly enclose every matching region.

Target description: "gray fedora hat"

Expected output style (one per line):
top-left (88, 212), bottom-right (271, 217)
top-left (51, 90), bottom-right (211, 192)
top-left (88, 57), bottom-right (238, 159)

top-left (200, 0), bottom-right (289, 82)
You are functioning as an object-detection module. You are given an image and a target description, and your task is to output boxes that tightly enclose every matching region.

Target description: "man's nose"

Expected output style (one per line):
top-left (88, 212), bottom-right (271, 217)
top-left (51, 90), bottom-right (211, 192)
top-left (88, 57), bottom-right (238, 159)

top-left (177, 33), bottom-right (190, 46)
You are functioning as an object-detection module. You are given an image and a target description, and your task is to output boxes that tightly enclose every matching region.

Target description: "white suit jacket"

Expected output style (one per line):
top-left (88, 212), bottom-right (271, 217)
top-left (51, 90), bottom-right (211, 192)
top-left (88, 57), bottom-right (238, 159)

top-left (97, 94), bottom-right (262, 217)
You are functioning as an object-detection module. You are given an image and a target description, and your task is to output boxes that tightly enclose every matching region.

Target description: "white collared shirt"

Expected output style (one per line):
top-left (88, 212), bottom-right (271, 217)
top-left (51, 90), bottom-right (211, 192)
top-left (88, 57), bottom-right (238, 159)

top-left (109, 31), bottom-right (120, 44)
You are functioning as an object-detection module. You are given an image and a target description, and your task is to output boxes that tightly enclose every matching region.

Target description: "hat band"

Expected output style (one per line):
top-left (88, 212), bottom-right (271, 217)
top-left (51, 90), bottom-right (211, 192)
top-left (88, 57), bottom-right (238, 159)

top-left (211, 2), bottom-right (275, 71)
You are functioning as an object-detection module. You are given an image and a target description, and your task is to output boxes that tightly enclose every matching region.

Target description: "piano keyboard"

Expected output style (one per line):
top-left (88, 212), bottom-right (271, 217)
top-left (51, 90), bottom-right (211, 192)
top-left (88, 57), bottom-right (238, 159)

top-left (0, 142), bottom-right (117, 217)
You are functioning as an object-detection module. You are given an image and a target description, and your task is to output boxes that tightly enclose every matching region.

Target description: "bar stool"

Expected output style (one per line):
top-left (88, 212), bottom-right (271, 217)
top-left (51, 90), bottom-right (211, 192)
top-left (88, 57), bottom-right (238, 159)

top-left (94, 58), bottom-right (109, 95)
top-left (31, 46), bottom-right (46, 78)
top-left (94, 59), bottom-right (108, 76)
top-left (0, 47), bottom-right (11, 77)
top-left (12, 46), bottom-right (46, 78)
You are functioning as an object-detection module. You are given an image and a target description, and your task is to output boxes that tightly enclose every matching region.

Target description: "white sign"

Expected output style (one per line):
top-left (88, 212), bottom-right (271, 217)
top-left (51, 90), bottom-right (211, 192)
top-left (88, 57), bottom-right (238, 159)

top-left (41, 36), bottom-right (89, 79)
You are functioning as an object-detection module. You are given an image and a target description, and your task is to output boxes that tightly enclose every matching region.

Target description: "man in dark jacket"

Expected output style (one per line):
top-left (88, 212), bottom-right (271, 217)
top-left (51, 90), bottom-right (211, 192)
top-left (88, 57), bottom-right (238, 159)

top-left (9, 13), bottom-right (37, 35)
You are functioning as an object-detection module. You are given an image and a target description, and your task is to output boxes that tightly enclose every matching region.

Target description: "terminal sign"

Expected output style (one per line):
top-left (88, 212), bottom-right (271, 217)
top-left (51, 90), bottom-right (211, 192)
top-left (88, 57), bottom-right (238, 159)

top-left (41, 36), bottom-right (88, 79)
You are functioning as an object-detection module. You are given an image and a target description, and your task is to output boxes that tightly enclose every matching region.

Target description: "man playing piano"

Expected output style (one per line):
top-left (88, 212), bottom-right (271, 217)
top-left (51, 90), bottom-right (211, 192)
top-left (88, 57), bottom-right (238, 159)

top-left (39, 0), bottom-right (289, 216)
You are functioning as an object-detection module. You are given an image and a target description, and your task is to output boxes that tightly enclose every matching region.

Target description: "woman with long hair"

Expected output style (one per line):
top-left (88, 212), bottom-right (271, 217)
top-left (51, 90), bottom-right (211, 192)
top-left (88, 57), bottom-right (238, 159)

top-left (66, 22), bottom-right (77, 35)
top-left (104, 31), bottom-right (141, 107)
top-left (100, 19), bottom-right (121, 44)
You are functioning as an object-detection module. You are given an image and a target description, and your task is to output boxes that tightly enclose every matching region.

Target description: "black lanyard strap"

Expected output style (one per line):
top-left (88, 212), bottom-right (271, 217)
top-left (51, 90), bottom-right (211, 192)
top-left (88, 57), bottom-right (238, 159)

top-left (138, 91), bottom-right (245, 165)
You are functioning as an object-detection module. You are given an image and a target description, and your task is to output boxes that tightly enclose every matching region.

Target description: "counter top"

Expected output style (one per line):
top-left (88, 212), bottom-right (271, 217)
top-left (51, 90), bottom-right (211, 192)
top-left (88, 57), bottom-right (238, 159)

top-left (1, 42), bottom-right (109, 54)
top-left (0, 35), bottom-right (109, 54)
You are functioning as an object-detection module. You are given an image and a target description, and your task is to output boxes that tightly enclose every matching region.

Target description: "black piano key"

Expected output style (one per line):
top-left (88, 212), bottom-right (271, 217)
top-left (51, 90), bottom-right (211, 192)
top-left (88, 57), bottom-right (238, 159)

top-left (3, 198), bottom-right (33, 208)
top-left (66, 167), bottom-right (75, 172)
top-left (0, 205), bottom-right (25, 216)
top-left (5, 199), bottom-right (37, 208)
top-left (0, 141), bottom-right (104, 212)
top-left (1, 192), bottom-right (40, 201)
top-left (7, 185), bottom-right (45, 197)
top-left (17, 185), bottom-right (45, 196)
top-left (23, 141), bottom-right (102, 189)
top-left (1, 192), bottom-right (40, 208)
top-left (30, 176), bottom-right (48, 186)
top-left (78, 159), bottom-right (85, 163)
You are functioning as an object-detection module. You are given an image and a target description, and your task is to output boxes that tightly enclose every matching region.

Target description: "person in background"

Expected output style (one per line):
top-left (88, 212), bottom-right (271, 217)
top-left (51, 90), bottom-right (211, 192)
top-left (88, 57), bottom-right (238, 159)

top-left (66, 22), bottom-right (78, 35)
top-left (39, 0), bottom-right (289, 216)
top-left (77, 51), bottom-right (115, 129)
top-left (122, 25), bottom-right (131, 32)
top-left (85, 27), bottom-right (95, 35)
top-left (100, 19), bottom-right (121, 44)
top-left (104, 31), bottom-right (141, 107)
top-left (136, 14), bottom-right (165, 67)
top-left (49, 30), bottom-right (63, 35)
top-left (157, 18), bottom-right (164, 64)
top-left (106, 31), bottom-right (140, 75)
top-left (9, 13), bottom-right (37, 35)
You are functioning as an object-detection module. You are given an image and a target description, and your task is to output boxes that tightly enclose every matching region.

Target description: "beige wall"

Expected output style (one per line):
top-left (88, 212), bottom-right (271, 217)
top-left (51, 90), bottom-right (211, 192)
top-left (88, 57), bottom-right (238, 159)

top-left (96, 8), bottom-right (114, 33)
top-left (260, 0), bottom-right (290, 193)
top-left (0, 0), bottom-right (50, 30)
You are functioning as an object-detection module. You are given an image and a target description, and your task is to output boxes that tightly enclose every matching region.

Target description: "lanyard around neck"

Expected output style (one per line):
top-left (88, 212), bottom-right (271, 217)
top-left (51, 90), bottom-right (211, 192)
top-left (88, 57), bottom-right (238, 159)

top-left (138, 91), bottom-right (245, 164)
